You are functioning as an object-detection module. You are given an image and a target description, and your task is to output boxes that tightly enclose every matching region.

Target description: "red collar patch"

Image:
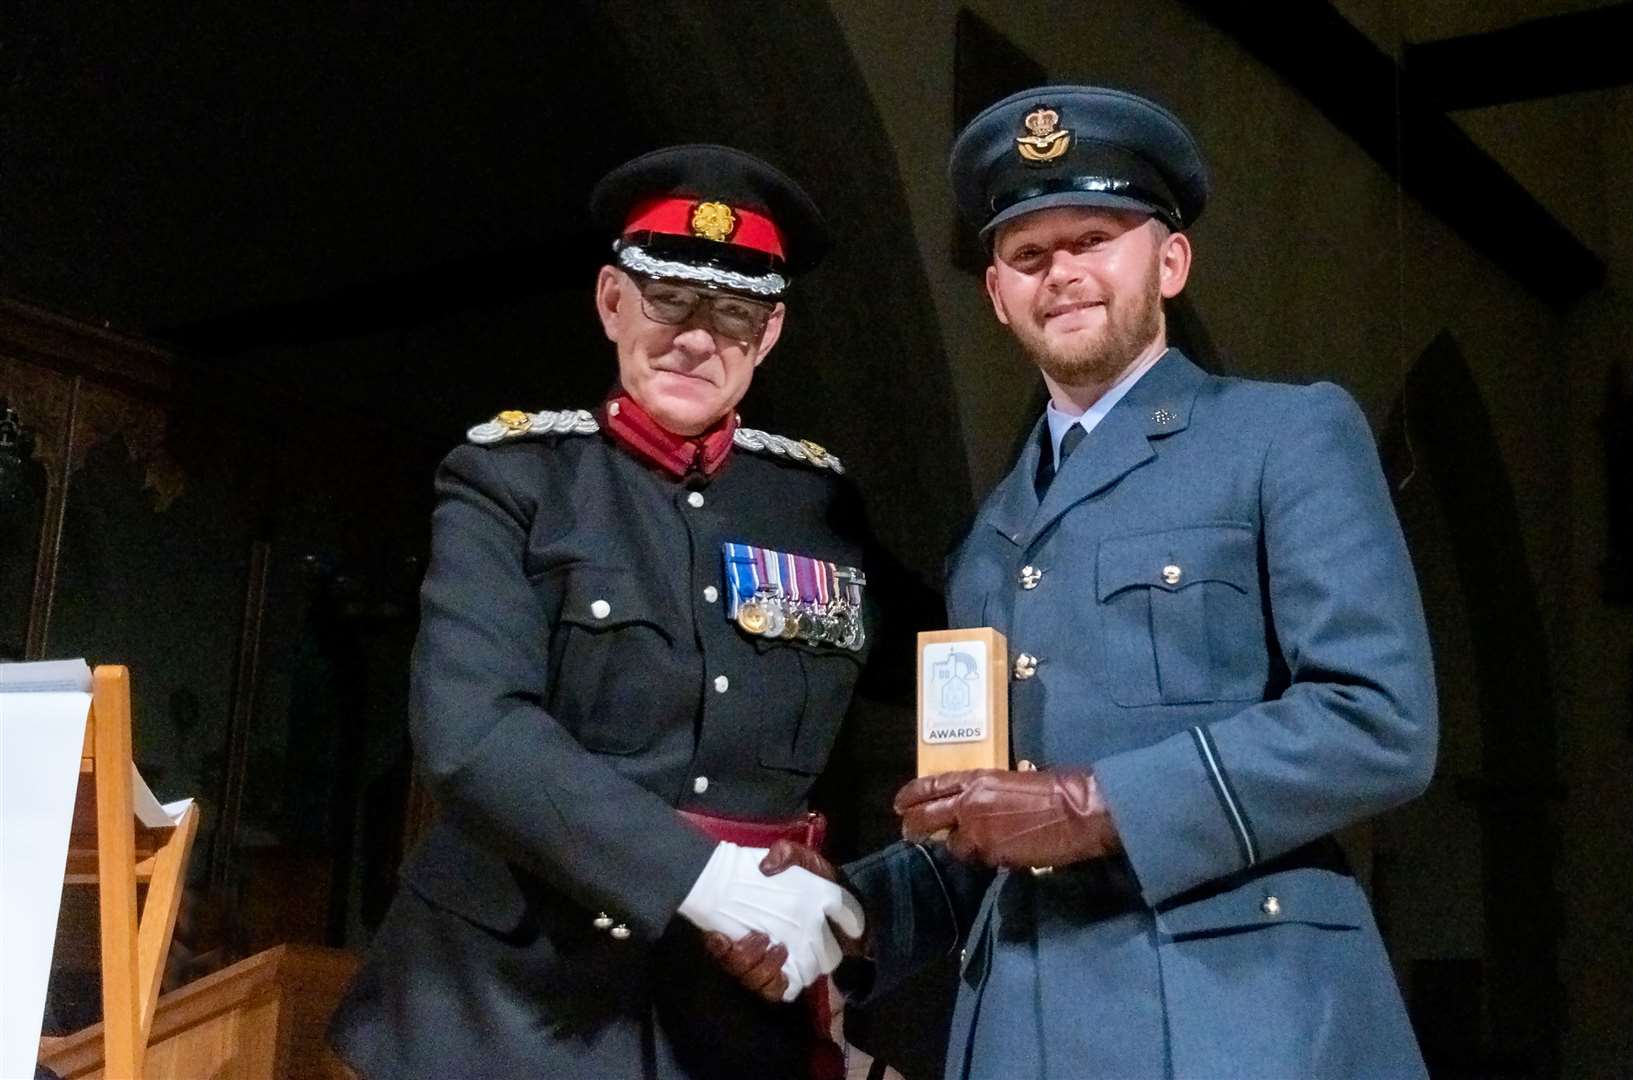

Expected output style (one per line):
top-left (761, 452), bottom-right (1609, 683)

top-left (601, 391), bottom-right (737, 479)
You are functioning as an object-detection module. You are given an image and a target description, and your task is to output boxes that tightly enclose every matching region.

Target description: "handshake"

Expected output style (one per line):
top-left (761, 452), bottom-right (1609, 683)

top-left (678, 839), bottom-right (861, 1004)
top-left (678, 766), bottom-right (1120, 1003)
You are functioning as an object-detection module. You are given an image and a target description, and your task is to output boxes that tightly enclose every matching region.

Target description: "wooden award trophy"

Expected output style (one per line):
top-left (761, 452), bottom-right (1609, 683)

top-left (916, 628), bottom-right (1010, 776)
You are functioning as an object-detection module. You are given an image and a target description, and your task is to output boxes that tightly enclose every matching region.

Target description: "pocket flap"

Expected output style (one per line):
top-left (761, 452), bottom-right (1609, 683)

top-left (557, 565), bottom-right (677, 641)
top-left (1155, 867), bottom-right (1368, 938)
top-left (1096, 523), bottom-right (1256, 600)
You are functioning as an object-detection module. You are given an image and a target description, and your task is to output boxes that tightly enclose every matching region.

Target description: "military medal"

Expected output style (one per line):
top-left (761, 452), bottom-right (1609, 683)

top-left (760, 590), bottom-right (788, 638)
top-left (736, 599), bottom-right (768, 635)
top-left (721, 541), bottom-right (867, 652)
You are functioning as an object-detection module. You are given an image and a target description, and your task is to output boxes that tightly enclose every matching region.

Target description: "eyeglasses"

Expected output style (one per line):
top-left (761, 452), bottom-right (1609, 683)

top-left (628, 274), bottom-right (775, 343)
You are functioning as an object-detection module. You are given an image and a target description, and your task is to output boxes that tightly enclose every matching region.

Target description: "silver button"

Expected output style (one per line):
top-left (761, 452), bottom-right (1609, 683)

top-left (593, 912), bottom-right (613, 930)
top-left (687, 491), bottom-right (705, 508)
top-left (714, 675), bottom-right (729, 693)
top-left (1014, 653), bottom-right (1038, 680)
top-left (1017, 759), bottom-right (1036, 771)
top-left (959, 948), bottom-right (968, 965)
top-left (1019, 565), bottom-right (1042, 590)
top-left (608, 401), bottom-right (621, 416)
top-left (589, 599), bottom-right (611, 619)
top-left (1261, 895), bottom-right (1281, 917)
top-left (1162, 563), bottom-right (1182, 586)
top-left (610, 924), bottom-right (631, 941)
top-left (693, 776), bottom-right (709, 794)
top-left (703, 585), bottom-right (719, 603)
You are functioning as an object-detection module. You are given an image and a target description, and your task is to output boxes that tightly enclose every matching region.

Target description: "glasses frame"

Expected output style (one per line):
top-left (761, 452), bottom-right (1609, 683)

top-left (626, 272), bottom-right (776, 345)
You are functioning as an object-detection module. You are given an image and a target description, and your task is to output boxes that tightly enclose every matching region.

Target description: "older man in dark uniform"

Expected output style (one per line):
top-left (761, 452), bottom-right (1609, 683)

top-left (747, 87), bottom-right (1438, 1078)
top-left (327, 145), bottom-right (871, 1079)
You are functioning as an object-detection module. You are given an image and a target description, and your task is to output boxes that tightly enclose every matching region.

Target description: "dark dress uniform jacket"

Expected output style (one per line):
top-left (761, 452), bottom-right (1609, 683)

top-left (847, 351), bottom-right (1436, 1079)
top-left (329, 417), bottom-right (871, 1079)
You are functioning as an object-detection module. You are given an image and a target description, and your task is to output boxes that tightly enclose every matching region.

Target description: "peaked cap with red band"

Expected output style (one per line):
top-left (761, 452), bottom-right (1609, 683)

top-left (590, 144), bottom-right (828, 300)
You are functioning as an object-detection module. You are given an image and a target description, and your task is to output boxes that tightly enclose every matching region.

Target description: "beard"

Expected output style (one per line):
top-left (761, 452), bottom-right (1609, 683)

top-left (1015, 252), bottom-right (1164, 388)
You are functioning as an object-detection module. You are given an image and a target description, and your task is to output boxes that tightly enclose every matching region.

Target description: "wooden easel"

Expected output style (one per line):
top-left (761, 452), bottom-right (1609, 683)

top-left (45, 666), bottom-right (200, 1079)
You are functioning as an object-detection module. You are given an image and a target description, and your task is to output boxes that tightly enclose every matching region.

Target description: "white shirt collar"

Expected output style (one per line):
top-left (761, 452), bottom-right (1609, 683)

top-left (1045, 348), bottom-right (1169, 469)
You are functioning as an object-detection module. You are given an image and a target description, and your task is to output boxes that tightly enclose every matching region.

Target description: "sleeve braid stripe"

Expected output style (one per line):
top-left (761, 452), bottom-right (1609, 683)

top-left (1191, 725), bottom-right (1258, 870)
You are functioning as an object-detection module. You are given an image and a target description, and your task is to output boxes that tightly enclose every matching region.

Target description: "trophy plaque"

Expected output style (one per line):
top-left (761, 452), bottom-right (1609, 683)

top-left (916, 628), bottom-right (1009, 776)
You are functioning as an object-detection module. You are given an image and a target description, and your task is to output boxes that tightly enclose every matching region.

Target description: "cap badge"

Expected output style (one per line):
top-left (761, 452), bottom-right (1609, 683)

top-left (1016, 106), bottom-right (1071, 164)
top-left (690, 201), bottom-right (739, 242)
top-left (497, 409), bottom-right (532, 432)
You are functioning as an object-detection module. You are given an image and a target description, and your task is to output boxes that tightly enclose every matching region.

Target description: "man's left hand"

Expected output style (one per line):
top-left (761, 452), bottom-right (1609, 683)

top-left (894, 767), bottom-right (1121, 869)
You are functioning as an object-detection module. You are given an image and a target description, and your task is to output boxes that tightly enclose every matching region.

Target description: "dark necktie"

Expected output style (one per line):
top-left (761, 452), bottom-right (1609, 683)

top-left (1036, 423), bottom-right (1086, 498)
top-left (1058, 423), bottom-right (1086, 468)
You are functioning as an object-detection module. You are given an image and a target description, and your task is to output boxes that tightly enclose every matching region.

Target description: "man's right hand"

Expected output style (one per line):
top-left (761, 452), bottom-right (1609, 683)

top-left (677, 842), bottom-right (863, 1002)
top-left (761, 841), bottom-right (867, 958)
top-left (703, 931), bottom-right (790, 1003)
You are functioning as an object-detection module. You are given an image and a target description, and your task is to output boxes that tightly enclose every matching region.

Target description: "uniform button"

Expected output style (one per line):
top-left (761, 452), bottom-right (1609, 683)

top-left (1261, 895), bottom-right (1282, 917)
top-left (693, 776), bottom-right (709, 794)
top-left (1018, 565), bottom-right (1042, 590)
top-left (1162, 563), bottom-right (1183, 586)
top-left (959, 948), bottom-right (968, 965)
top-left (714, 675), bottom-right (729, 693)
top-left (1014, 653), bottom-right (1038, 680)
top-left (589, 599), bottom-right (611, 619)
top-left (687, 491), bottom-right (706, 508)
top-left (610, 925), bottom-right (632, 941)
top-left (593, 912), bottom-right (614, 930)
top-left (1017, 759), bottom-right (1036, 771)
top-left (608, 401), bottom-right (621, 416)
top-left (703, 585), bottom-right (719, 603)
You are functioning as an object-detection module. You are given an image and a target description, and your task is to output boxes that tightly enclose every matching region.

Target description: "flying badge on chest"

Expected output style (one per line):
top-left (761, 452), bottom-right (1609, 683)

top-left (721, 541), bottom-right (866, 651)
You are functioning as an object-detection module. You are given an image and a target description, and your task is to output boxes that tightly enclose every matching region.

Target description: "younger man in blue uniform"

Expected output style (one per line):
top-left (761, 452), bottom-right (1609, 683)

top-left (745, 86), bottom-right (1438, 1079)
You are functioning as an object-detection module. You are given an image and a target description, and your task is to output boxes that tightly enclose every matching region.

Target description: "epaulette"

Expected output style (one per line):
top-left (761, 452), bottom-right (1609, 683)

top-left (467, 409), bottom-right (600, 446)
top-left (733, 426), bottom-right (845, 475)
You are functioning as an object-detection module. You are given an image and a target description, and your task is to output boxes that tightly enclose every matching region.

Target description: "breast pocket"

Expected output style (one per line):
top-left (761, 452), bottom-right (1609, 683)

top-left (1096, 523), bottom-right (1264, 706)
top-left (756, 645), bottom-right (863, 775)
top-left (548, 565), bottom-right (682, 754)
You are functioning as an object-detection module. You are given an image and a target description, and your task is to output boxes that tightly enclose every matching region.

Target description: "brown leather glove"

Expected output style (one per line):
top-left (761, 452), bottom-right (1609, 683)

top-left (760, 841), bottom-right (867, 957)
top-left (894, 768), bottom-right (1121, 870)
top-left (702, 841), bottom-right (868, 1003)
top-left (702, 930), bottom-right (789, 1004)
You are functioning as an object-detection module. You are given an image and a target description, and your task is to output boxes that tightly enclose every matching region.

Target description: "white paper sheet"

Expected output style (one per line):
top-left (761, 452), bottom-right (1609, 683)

top-left (1, 660), bottom-right (93, 1079)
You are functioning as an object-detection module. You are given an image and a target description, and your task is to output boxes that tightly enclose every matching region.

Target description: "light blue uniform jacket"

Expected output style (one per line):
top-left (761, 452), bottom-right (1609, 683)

top-left (847, 350), bottom-right (1436, 1079)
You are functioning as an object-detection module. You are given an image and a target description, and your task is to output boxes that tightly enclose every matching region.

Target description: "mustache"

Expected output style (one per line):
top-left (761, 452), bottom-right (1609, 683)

top-left (1039, 294), bottom-right (1107, 316)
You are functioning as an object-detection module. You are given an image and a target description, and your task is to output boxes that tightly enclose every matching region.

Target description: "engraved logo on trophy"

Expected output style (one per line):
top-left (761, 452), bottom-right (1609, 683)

top-left (930, 649), bottom-right (976, 719)
top-left (917, 629), bottom-right (1009, 775)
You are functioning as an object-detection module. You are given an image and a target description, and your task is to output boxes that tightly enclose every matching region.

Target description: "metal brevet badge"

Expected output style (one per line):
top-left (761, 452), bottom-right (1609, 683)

top-left (721, 541), bottom-right (865, 651)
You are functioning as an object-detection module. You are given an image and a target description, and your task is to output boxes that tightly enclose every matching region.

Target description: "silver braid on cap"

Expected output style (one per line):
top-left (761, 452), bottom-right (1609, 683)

top-left (615, 243), bottom-right (787, 297)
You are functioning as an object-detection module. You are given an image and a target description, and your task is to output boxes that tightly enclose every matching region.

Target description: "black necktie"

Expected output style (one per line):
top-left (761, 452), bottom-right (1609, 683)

top-left (1058, 423), bottom-right (1086, 468)
top-left (1036, 423), bottom-right (1086, 498)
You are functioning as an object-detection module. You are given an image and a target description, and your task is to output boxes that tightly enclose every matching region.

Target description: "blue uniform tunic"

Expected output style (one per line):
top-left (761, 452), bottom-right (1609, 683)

top-left (849, 351), bottom-right (1435, 1079)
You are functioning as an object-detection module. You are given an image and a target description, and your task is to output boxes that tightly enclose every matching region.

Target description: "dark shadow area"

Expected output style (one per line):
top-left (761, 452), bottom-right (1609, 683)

top-left (1382, 331), bottom-right (1564, 1078)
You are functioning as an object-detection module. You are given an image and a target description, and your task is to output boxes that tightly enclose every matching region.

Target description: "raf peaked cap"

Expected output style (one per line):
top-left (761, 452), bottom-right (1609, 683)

top-left (949, 85), bottom-right (1210, 239)
top-left (591, 144), bottom-right (828, 300)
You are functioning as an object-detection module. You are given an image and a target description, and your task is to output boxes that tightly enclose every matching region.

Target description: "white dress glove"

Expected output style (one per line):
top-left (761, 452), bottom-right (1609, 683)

top-left (678, 841), bottom-right (866, 1003)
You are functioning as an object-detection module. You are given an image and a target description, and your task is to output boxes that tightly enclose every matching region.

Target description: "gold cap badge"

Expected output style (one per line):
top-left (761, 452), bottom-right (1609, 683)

top-left (1016, 106), bottom-right (1071, 164)
top-left (690, 201), bottom-right (739, 242)
top-left (496, 409), bottom-right (532, 432)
